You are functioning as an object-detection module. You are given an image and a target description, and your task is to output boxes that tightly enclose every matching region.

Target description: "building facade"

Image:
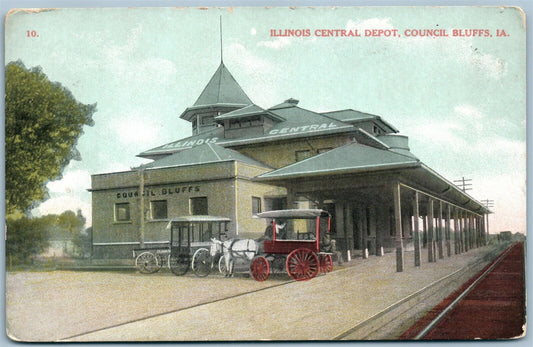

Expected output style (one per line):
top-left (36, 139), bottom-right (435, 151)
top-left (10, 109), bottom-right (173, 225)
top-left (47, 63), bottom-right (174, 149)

top-left (90, 61), bottom-right (490, 269)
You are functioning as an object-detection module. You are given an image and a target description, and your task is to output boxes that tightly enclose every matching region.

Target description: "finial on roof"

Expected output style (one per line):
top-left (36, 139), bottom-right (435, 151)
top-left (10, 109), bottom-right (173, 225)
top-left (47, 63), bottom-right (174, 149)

top-left (220, 16), bottom-right (223, 63)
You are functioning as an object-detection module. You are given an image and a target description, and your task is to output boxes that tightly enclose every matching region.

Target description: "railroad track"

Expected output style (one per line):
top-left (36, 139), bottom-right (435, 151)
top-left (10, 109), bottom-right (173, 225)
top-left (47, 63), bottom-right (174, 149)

top-left (333, 243), bottom-right (513, 340)
top-left (401, 242), bottom-right (526, 340)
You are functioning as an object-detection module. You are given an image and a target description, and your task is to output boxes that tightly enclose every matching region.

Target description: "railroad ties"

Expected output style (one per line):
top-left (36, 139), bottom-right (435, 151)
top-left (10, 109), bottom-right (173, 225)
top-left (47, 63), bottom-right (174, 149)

top-left (400, 242), bottom-right (526, 340)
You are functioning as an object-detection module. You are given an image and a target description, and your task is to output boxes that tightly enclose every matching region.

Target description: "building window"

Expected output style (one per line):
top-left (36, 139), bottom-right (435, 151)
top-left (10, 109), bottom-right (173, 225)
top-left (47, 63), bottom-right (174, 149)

top-left (295, 150), bottom-right (312, 162)
top-left (252, 197), bottom-right (262, 215)
top-left (229, 119), bottom-right (241, 128)
top-left (114, 203), bottom-right (131, 222)
top-left (250, 116), bottom-right (263, 126)
top-left (201, 116), bottom-right (214, 126)
top-left (192, 118), bottom-right (197, 131)
top-left (151, 200), bottom-right (168, 220)
top-left (265, 197), bottom-right (287, 211)
top-left (228, 116), bottom-right (263, 129)
top-left (190, 197), bottom-right (208, 215)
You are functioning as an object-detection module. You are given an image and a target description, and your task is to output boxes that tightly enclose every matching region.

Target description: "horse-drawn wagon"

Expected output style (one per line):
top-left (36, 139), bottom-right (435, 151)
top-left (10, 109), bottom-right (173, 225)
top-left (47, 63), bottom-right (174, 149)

top-left (133, 215), bottom-right (230, 276)
top-left (249, 209), bottom-right (334, 282)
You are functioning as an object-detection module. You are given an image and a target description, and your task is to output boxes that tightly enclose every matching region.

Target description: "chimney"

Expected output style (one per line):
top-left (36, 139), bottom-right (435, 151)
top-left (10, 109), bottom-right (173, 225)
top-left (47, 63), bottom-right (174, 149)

top-left (285, 98), bottom-right (299, 105)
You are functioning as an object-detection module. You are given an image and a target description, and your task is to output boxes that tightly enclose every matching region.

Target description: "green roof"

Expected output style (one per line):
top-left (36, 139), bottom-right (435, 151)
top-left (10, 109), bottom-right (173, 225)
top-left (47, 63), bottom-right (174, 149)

top-left (139, 104), bottom-right (354, 159)
top-left (256, 142), bottom-right (420, 180)
top-left (266, 103), bottom-right (348, 130)
top-left (322, 109), bottom-right (399, 133)
top-left (214, 104), bottom-right (285, 122)
top-left (141, 143), bottom-right (270, 169)
top-left (192, 62), bottom-right (252, 108)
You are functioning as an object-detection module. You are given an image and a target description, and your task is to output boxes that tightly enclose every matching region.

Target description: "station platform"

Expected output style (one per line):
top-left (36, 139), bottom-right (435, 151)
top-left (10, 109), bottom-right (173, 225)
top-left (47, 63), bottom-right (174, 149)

top-left (63, 243), bottom-right (509, 341)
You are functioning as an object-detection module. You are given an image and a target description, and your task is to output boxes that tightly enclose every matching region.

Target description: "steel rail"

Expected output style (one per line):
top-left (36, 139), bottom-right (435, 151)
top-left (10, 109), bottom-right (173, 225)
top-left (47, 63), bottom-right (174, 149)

top-left (413, 243), bottom-right (516, 340)
top-left (331, 246), bottom-right (502, 340)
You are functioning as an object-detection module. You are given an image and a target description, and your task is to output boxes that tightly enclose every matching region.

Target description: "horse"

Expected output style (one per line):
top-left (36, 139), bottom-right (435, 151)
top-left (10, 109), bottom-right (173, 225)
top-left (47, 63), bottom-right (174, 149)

top-left (210, 238), bottom-right (259, 277)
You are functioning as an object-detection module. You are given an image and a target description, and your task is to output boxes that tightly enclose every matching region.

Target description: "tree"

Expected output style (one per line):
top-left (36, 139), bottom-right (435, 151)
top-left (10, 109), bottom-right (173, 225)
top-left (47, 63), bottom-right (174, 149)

top-left (6, 215), bottom-right (52, 266)
top-left (6, 210), bottom-right (89, 266)
top-left (5, 61), bottom-right (96, 214)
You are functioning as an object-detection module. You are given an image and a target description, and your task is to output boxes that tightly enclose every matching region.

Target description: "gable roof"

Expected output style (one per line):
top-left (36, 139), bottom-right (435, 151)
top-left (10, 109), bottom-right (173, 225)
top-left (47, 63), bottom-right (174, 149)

top-left (214, 104), bottom-right (286, 122)
top-left (266, 103), bottom-right (349, 130)
top-left (322, 109), bottom-right (399, 133)
top-left (141, 143), bottom-right (270, 170)
top-left (139, 104), bottom-right (355, 159)
top-left (256, 142), bottom-right (420, 180)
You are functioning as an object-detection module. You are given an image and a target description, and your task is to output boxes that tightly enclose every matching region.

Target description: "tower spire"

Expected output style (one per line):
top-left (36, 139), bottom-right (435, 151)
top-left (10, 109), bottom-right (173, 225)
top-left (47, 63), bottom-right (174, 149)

top-left (220, 16), bottom-right (223, 63)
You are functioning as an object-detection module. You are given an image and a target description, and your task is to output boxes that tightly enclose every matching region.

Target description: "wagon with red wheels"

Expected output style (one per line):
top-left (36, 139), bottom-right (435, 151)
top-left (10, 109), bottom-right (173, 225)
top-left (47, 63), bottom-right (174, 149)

top-left (250, 209), bottom-right (334, 282)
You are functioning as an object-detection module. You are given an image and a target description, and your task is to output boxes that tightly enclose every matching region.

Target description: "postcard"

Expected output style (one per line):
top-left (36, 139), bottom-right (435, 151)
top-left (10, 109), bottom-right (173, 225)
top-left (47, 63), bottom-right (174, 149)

top-left (4, 5), bottom-right (527, 342)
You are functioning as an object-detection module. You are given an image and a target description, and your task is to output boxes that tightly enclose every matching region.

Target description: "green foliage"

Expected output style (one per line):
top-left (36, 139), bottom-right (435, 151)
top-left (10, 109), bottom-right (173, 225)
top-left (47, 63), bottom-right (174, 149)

top-left (6, 210), bottom-right (89, 266)
top-left (6, 216), bottom-right (51, 266)
top-left (5, 61), bottom-right (96, 214)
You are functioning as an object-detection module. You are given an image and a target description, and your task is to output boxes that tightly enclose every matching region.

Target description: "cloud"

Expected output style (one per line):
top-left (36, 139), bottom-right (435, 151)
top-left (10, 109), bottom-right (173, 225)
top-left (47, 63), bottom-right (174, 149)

top-left (225, 43), bottom-right (283, 106)
top-left (346, 17), bottom-right (394, 31)
top-left (109, 111), bottom-right (161, 146)
top-left (454, 104), bottom-right (484, 120)
top-left (474, 173), bottom-right (526, 234)
top-left (468, 52), bottom-right (507, 80)
top-left (393, 30), bottom-right (507, 80)
top-left (257, 37), bottom-right (292, 49)
top-left (47, 170), bottom-right (91, 194)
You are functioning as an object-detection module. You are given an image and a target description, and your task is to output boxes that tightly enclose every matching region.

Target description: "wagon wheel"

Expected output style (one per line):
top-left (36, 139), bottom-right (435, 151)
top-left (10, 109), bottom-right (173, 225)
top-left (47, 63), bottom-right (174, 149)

top-left (251, 256), bottom-right (270, 282)
top-left (319, 254), bottom-right (333, 274)
top-left (192, 248), bottom-right (212, 277)
top-left (168, 254), bottom-right (189, 276)
top-left (218, 255), bottom-right (229, 276)
top-left (286, 248), bottom-right (319, 281)
top-left (135, 251), bottom-right (161, 274)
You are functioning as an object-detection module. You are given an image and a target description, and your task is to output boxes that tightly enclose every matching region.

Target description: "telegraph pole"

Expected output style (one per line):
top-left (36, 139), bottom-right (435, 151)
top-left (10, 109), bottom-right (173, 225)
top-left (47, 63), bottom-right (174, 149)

top-left (453, 177), bottom-right (472, 192)
top-left (481, 199), bottom-right (494, 209)
top-left (480, 199), bottom-right (494, 243)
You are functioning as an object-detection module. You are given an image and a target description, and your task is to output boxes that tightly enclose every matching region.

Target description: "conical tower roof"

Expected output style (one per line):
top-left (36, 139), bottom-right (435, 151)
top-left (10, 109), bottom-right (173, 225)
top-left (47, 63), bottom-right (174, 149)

top-left (180, 62), bottom-right (253, 121)
top-left (193, 62), bottom-right (252, 107)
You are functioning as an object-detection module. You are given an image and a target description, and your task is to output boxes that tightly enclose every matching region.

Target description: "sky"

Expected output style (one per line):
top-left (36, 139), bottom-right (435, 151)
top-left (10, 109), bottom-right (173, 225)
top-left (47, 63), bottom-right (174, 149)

top-left (4, 5), bottom-right (527, 234)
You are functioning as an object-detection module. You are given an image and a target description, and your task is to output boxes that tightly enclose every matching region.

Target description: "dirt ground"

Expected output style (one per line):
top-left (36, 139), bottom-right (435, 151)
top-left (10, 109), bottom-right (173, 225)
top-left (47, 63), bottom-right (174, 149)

top-left (5, 269), bottom-right (287, 341)
top-left (6, 244), bottom-right (504, 342)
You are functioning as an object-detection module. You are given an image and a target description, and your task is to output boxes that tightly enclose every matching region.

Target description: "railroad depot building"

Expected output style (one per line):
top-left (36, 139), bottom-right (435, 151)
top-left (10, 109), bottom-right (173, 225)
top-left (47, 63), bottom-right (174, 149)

top-left (91, 61), bottom-right (491, 270)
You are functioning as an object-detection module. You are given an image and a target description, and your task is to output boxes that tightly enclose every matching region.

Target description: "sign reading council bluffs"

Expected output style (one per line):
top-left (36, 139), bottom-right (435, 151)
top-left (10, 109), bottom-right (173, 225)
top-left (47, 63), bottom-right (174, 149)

top-left (116, 186), bottom-right (201, 199)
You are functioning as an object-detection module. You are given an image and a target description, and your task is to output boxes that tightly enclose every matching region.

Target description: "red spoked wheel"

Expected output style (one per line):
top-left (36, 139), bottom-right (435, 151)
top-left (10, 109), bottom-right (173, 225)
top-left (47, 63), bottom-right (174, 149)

top-left (251, 256), bottom-right (270, 282)
top-left (286, 248), bottom-right (319, 281)
top-left (319, 254), bottom-right (333, 274)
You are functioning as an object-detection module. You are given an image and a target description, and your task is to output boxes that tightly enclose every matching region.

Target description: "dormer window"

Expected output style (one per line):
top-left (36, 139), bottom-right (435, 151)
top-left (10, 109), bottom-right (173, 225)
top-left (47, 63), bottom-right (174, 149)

top-left (201, 116), bottom-right (214, 126)
top-left (228, 115), bottom-right (263, 129)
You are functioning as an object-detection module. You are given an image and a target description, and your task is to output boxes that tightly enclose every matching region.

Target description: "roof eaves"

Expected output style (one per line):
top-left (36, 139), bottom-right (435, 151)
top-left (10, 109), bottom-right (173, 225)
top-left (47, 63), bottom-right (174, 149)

top-left (418, 163), bottom-right (490, 213)
top-left (222, 125), bottom-right (355, 147)
top-left (256, 161), bottom-right (421, 181)
top-left (375, 115), bottom-right (399, 133)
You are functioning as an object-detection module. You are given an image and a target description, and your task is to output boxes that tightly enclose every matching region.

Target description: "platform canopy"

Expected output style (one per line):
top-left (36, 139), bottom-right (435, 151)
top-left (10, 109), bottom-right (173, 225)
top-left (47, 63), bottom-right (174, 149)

top-left (256, 142), bottom-right (489, 215)
top-left (255, 209), bottom-right (330, 219)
